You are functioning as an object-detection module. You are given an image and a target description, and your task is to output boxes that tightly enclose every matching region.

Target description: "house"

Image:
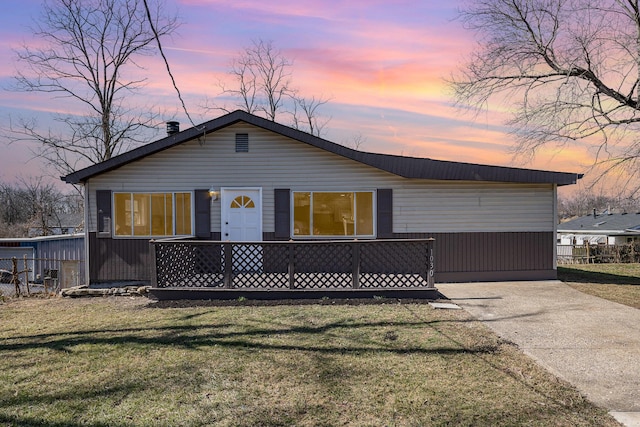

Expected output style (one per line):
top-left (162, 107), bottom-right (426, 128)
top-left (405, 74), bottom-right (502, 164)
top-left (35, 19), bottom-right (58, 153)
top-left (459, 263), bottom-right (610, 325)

top-left (27, 212), bottom-right (84, 237)
top-left (558, 211), bottom-right (640, 245)
top-left (62, 110), bottom-right (581, 287)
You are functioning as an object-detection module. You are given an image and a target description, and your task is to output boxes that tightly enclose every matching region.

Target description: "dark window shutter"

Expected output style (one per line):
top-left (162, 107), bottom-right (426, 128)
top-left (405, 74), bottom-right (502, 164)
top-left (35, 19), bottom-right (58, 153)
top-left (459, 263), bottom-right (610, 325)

top-left (377, 189), bottom-right (393, 238)
top-left (96, 190), bottom-right (112, 237)
top-left (274, 189), bottom-right (290, 239)
top-left (194, 189), bottom-right (211, 238)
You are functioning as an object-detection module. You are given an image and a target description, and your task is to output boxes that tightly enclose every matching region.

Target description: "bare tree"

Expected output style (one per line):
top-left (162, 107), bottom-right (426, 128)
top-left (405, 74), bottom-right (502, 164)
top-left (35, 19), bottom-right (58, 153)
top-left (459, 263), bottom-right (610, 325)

top-left (251, 40), bottom-right (294, 121)
top-left (7, 0), bottom-right (179, 177)
top-left (558, 189), bottom-right (640, 221)
top-left (0, 183), bottom-right (31, 234)
top-left (342, 132), bottom-right (367, 150)
top-left (214, 39), bottom-right (331, 134)
top-left (0, 178), bottom-right (79, 237)
top-left (452, 0), bottom-right (640, 191)
top-left (19, 177), bottom-right (63, 237)
top-left (216, 40), bottom-right (294, 120)
top-left (292, 95), bottom-right (331, 137)
top-left (221, 52), bottom-right (260, 115)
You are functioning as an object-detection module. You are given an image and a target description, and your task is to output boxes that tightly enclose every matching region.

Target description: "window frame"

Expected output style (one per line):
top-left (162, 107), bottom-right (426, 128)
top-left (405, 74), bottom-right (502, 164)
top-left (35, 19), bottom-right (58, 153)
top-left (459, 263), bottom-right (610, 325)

top-left (290, 190), bottom-right (376, 239)
top-left (112, 191), bottom-right (195, 238)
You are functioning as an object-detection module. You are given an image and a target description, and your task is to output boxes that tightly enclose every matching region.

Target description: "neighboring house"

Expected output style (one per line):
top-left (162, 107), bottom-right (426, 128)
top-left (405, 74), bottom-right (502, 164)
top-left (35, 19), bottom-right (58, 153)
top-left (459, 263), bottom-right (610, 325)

top-left (62, 110), bottom-right (581, 286)
top-left (27, 212), bottom-right (84, 237)
top-left (558, 212), bottom-right (640, 245)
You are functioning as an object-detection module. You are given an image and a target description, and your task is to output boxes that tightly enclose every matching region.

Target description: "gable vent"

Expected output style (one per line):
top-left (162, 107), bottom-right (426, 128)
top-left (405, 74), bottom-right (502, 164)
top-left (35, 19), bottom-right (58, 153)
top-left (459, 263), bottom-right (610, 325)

top-left (235, 133), bottom-right (249, 152)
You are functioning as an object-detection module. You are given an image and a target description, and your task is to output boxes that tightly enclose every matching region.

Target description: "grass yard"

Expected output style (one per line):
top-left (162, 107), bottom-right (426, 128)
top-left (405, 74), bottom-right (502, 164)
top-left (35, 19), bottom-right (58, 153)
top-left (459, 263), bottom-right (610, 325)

top-left (0, 297), bottom-right (618, 426)
top-left (558, 263), bottom-right (640, 309)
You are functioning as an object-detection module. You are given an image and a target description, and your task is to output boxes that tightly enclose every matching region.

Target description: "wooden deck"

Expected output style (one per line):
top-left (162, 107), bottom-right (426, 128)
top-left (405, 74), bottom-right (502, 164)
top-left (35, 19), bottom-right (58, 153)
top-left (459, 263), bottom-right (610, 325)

top-left (150, 239), bottom-right (436, 300)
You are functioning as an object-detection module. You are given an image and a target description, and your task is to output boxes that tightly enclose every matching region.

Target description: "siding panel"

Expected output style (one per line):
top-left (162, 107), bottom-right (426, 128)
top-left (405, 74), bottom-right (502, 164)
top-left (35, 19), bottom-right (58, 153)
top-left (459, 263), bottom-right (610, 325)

top-left (89, 233), bottom-right (151, 283)
top-left (395, 231), bottom-right (554, 278)
top-left (87, 123), bottom-right (555, 236)
top-left (37, 236), bottom-right (85, 282)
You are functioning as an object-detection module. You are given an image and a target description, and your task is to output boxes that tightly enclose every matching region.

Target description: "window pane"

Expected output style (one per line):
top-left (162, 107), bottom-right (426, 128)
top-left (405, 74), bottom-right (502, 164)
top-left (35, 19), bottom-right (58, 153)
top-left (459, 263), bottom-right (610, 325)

top-left (114, 193), bottom-right (131, 236)
top-left (151, 194), bottom-right (167, 236)
top-left (112, 192), bottom-right (192, 237)
top-left (293, 192), bottom-right (311, 236)
top-left (292, 191), bottom-right (374, 238)
top-left (184, 193), bottom-right (192, 235)
top-left (355, 192), bottom-right (374, 235)
top-left (313, 192), bottom-right (354, 236)
top-left (133, 194), bottom-right (150, 236)
top-left (175, 193), bottom-right (192, 235)
top-left (165, 195), bottom-right (173, 235)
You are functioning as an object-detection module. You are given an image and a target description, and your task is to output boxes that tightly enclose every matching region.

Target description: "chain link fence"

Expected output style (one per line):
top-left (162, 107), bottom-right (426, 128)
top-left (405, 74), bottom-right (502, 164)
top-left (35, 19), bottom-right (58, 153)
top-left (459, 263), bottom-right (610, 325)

top-left (0, 257), bottom-right (83, 297)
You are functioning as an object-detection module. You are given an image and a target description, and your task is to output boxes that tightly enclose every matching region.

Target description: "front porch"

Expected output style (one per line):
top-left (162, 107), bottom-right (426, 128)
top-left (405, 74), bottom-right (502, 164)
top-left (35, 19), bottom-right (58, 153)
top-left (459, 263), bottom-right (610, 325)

top-left (148, 238), bottom-right (437, 300)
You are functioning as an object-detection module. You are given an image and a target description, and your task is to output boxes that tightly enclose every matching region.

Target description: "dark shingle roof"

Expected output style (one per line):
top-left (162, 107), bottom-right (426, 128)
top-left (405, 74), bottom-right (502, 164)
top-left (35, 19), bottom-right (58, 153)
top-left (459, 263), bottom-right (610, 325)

top-left (558, 213), bottom-right (640, 233)
top-left (62, 110), bottom-right (583, 186)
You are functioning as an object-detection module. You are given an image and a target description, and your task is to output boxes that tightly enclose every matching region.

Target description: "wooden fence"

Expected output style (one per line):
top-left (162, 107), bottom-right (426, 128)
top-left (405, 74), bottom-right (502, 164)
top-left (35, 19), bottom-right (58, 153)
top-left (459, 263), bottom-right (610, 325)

top-left (557, 243), bottom-right (640, 264)
top-left (151, 238), bottom-right (436, 291)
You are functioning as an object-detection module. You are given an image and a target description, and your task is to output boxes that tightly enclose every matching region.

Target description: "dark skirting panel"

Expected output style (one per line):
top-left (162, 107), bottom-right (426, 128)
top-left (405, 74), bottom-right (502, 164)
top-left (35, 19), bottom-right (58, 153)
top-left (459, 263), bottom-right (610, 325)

top-left (89, 233), bottom-right (152, 284)
top-left (393, 231), bottom-right (556, 282)
top-left (89, 231), bottom-right (556, 285)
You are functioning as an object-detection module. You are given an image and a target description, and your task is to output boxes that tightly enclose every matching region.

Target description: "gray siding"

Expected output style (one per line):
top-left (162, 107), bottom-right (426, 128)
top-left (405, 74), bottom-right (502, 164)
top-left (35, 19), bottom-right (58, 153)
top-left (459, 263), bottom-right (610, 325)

top-left (36, 235), bottom-right (85, 282)
top-left (86, 123), bottom-right (555, 236)
top-left (0, 247), bottom-right (35, 280)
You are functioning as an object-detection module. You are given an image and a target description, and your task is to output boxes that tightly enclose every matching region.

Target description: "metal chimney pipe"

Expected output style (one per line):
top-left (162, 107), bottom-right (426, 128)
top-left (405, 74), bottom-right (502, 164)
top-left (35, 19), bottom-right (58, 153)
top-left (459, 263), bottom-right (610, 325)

top-left (166, 121), bottom-right (179, 136)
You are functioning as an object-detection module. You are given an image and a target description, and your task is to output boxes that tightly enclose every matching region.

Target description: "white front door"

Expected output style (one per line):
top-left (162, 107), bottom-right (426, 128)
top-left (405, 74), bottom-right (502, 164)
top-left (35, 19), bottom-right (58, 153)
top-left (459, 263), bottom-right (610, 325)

top-left (222, 188), bottom-right (262, 241)
top-left (221, 188), bottom-right (263, 272)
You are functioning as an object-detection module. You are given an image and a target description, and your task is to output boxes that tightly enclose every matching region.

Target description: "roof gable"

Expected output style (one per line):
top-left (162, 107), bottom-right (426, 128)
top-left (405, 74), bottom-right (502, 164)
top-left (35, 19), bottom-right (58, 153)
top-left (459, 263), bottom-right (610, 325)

top-left (62, 110), bottom-right (583, 186)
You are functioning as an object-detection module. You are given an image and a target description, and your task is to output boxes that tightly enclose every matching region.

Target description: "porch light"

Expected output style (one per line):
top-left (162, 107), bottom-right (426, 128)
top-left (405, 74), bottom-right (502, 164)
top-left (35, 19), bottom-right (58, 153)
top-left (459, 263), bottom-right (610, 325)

top-left (209, 187), bottom-right (220, 201)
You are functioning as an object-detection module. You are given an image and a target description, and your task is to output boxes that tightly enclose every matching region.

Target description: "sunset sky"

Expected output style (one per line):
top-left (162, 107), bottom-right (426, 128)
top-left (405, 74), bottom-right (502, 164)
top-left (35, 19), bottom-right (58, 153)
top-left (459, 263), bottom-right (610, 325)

top-left (0, 0), bottom-right (593, 194)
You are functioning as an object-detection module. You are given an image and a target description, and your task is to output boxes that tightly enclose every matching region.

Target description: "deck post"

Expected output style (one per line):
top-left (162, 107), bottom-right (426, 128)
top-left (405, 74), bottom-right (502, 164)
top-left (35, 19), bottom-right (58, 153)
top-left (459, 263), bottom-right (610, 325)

top-left (352, 241), bottom-right (360, 289)
top-left (288, 243), bottom-right (295, 289)
top-left (223, 242), bottom-right (233, 288)
top-left (149, 240), bottom-right (158, 287)
top-left (427, 240), bottom-right (435, 289)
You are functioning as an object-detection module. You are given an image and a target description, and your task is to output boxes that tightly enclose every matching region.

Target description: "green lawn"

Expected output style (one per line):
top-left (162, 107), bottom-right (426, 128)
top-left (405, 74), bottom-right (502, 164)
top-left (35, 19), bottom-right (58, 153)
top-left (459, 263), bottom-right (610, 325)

top-left (0, 297), bottom-right (618, 426)
top-left (558, 263), bottom-right (640, 309)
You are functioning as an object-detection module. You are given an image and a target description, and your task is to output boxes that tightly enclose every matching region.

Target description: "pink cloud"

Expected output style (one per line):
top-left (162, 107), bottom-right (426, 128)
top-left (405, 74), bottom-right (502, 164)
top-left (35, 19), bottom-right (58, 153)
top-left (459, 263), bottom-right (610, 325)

top-left (0, 0), bottom-right (591, 191)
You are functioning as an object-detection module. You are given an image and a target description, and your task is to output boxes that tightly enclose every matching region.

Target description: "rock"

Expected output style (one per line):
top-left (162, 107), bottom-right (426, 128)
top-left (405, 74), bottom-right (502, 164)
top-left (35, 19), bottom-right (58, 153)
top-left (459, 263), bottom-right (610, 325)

top-left (60, 284), bottom-right (152, 298)
top-left (61, 287), bottom-right (109, 297)
top-left (137, 286), bottom-right (151, 295)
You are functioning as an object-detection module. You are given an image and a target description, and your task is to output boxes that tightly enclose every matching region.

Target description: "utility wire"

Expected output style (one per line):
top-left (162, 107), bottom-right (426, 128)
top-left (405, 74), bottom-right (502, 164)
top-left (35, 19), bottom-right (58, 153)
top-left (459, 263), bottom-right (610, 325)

top-left (142, 0), bottom-right (199, 129)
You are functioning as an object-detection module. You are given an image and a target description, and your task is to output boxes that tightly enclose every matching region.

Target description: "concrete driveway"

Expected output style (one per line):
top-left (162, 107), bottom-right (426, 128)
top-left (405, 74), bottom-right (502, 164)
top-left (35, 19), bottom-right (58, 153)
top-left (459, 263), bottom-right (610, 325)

top-left (437, 280), bottom-right (640, 427)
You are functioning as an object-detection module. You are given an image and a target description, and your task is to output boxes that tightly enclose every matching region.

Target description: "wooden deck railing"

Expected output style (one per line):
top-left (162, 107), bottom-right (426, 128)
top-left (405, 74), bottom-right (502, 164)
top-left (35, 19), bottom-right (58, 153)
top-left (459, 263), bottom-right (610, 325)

top-left (151, 238), bottom-right (435, 290)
